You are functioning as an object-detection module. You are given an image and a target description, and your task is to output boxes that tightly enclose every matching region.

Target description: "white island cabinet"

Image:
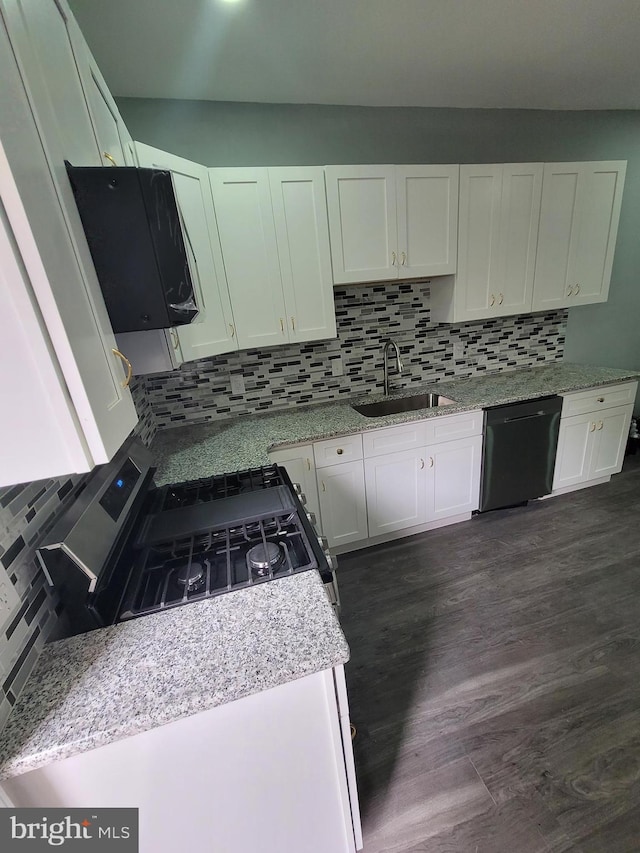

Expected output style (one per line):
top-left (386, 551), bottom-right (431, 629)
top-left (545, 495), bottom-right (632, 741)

top-left (2, 666), bottom-right (362, 853)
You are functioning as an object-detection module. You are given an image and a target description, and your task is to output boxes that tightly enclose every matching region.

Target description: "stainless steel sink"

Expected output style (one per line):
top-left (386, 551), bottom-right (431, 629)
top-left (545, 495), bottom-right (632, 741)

top-left (352, 392), bottom-right (456, 418)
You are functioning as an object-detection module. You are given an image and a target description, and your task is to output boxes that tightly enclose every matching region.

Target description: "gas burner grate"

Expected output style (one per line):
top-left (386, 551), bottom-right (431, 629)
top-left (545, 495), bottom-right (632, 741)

top-left (123, 509), bottom-right (318, 618)
top-left (161, 465), bottom-right (285, 510)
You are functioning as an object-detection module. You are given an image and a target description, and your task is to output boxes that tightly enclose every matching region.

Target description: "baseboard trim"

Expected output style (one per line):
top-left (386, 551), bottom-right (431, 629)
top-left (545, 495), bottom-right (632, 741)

top-left (547, 476), bottom-right (611, 497)
top-left (332, 512), bottom-right (473, 555)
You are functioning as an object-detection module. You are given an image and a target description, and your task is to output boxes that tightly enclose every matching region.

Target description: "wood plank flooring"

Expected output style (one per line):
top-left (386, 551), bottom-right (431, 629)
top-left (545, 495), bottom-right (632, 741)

top-left (338, 455), bottom-right (640, 852)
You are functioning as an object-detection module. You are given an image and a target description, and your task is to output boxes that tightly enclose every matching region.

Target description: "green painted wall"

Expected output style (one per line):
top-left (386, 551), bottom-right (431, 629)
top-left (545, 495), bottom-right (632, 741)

top-left (117, 99), bottom-right (640, 376)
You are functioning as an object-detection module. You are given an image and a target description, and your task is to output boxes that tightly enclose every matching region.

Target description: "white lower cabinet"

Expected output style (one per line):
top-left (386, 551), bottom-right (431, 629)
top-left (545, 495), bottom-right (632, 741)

top-left (268, 444), bottom-right (323, 533)
top-left (310, 412), bottom-right (483, 551)
top-left (365, 449), bottom-right (428, 537)
top-left (2, 667), bottom-right (361, 853)
top-left (553, 404), bottom-right (633, 491)
top-left (552, 382), bottom-right (637, 493)
top-left (428, 435), bottom-right (483, 520)
top-left (316, 460), bottom-right (368, 550)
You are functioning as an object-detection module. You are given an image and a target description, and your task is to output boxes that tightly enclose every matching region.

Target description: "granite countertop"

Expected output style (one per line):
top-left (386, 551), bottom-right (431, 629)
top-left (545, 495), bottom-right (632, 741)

top-left (0, 572), bottom-right (348, 781)
top-left (152, 362), bottom-right (639, 484)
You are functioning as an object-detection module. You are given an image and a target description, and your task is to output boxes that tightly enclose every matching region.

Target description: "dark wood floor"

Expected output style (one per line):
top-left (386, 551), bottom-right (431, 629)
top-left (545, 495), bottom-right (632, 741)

top-left (339, 454), bottom-right (640, 853)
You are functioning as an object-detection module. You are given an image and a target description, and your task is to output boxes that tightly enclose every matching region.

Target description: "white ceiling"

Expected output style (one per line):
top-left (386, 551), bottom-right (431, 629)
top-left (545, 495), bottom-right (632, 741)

top-left (68, 0), bottom-right (640, 110)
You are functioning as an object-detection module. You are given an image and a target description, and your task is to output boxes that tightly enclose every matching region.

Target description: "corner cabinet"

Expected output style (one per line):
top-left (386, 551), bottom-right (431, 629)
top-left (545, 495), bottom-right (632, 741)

top-left (552, 381), bottom-right (636, 494)
top-left (325, 165), bottom-right (458, 284)
top-left (430, 163), bottom-right (543, 323)
top-left (0, 0), bottom-right (138, 486)
top-left (532, 162), bottom-right (626, 311)
top-left (210, 167), bottom-right (337, 350)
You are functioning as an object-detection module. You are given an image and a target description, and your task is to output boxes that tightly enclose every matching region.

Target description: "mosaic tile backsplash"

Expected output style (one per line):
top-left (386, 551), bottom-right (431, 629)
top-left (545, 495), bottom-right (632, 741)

top-left (144, 282), bottom-right (567, 429)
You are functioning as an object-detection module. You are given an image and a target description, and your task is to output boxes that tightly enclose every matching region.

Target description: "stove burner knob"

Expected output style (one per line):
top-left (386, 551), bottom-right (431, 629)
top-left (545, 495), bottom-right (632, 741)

top-left (292, 483), bottom-right (307, 506)
top-left (324, 552), bottom-right (335, 571)
top-left (305, 510), bottom-right (317, 527)
top-left (317, 535), bottom-right (329, 551)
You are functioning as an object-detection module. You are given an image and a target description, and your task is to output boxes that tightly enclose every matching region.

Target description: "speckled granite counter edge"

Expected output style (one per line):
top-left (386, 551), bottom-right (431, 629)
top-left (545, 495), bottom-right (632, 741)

top-left (152, 364), bottom-right (640, 484)
top-left (0, 572), bottom-right (349, 781)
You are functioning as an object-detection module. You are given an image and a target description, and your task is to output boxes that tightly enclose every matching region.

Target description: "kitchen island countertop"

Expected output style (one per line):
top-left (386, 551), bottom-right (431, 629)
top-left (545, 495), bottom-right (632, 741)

top-left (152, 362), bottom-right (639, 484)
top-left (0, 571), bottom-right (347, 781)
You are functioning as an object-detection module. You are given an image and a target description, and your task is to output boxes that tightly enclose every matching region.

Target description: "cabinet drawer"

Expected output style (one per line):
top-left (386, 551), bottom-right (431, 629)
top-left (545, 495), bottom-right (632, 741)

top-left (561, 381), bottom-right (637, 417)
top-left (363, 422), bottom-right (428, 458)
top-left (424, 410), bottom-right (483, 444)
top-left (314, 434), bottom-right (363, 468)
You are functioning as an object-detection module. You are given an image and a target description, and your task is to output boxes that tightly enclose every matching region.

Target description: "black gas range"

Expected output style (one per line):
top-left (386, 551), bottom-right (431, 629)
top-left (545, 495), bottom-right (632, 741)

top-left (37, 438), bottom-right (338, 639)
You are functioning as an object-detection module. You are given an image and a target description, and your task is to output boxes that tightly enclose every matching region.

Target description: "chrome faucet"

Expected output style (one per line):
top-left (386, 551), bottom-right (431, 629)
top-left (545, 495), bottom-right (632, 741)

top-left (382, 339), bottom-right (404, 396)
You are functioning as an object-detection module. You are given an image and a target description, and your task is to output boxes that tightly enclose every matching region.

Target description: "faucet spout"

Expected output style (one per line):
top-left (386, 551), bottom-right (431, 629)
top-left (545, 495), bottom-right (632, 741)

top-left (382, 338), bottom-right (403, 396)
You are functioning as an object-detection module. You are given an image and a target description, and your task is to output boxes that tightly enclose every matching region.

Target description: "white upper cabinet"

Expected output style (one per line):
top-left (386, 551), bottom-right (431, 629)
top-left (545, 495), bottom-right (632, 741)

top-left (269, 167), bottom-right (336, 343)
top-left (395, 165), bottom-right (459, 277)
top-left (325, 165), bottom-right (458, 284)
top-left (430, 163), bottom-right (542, 323)
top-left (210, 168), bottom-right (289, 350)
top-left (71, 32), bottom-right (135, 168)
top-left (0, 0), bottom-right (137, 482)
top-left (325, 166), bottom-right (397, 284)
top-left (532, 161), bottom-right (626, 311)
top-left (135, 144), bottom-right (237, 362)
top-left (210, 167), bottom-right (337, 350)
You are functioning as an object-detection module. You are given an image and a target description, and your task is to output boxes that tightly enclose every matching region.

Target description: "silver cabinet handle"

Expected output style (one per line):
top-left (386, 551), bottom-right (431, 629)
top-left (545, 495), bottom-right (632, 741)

top-left (567, 286), bottom-right (574, 297)
top-left (428, 457), bottom-right (434, 468)
top-left (391, 251), bottom-right (397, 266)
top-left (420, 458), bottom-right (425, 469)
top-left (490, 294), bottom-right (496, 307)
top-left (401, 251), bottom-right (406, 265)
top-left (498, 293), bottom-right (504, 305)
top-left (597, 420), bottom-right (603, 430)
top-left (590, 422), bottom-right (596, 432)
top-left (575, 283), bottom-right (580, 294)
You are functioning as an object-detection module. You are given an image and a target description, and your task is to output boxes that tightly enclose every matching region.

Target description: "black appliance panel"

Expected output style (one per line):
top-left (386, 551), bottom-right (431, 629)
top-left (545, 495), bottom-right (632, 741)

top-left (65, 164), bottom-right (198, 333)
top-left (480, 395), bottom-right (562, 512)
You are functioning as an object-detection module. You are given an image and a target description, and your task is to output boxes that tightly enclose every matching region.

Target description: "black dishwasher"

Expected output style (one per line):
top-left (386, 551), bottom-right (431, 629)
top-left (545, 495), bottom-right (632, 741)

top-left (480, 396), bottom-right (563, 512)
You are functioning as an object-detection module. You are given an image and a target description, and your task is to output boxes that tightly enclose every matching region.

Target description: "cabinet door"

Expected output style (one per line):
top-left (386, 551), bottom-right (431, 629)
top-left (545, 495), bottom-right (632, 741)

top-left (496, 164), bottom-right (542, 316)
top-left (70, 33), bottom-right (133, 167)
top-left (552, 412), bottom-right (594, 490)
top-left (268, 445), bottom-right (322, 534)
top-left (210, 168), bottom-right (288, 350)
top-left (455, 165), bottom-right (503, 321)
top-left (325, 166), bottom-right (397, 284)
top-left (396, 165), bottom-right (458, 277)
top-left (365, 450), bottom-right (427, 537)
top-left (137, 145), bottom-right (237, 362)
top-left (571, 162), bottom-right (626, 305)
top-left (0, 0), bottom-right (137, 465)
top-left (590, 405), bottom-right (633, 480)
top-left (532, 163), bottom-right (583, 312)
top-left (269, 168), bottom-right (336, 344)
top-left (317, 461), bottom-right (368, 550)
top-left (0, 202), bottom-right (92, 484)
top-left (427, 435), bottom-right (483, 521)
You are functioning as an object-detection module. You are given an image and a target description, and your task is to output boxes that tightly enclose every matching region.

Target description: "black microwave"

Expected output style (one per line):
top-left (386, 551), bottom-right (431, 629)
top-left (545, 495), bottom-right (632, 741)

top-left (65, 163), bottom-right (199, 333)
